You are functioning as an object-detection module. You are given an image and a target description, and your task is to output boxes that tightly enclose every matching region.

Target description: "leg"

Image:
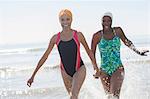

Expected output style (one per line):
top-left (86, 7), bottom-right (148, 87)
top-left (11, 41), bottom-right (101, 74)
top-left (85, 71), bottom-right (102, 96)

top-left (110, 66), bottom-right (125, 99)
top-left (99, 69), bottom-right (111, 95)
top-left (61, 70), bottom-right (73, 94)
top-left (70, 66), bottom-right (86, 99)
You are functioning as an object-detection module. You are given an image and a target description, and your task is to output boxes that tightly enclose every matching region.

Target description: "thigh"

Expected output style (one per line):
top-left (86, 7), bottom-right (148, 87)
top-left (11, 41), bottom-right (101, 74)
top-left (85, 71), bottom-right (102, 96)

top-left (99, 69), bottom-right (111, 94)
top-left (71, 65), bottom-right (86, 95)
top-left (61, 70), bottom-right (73, 94)
top-left (110, 66), bottom-right (125, 96)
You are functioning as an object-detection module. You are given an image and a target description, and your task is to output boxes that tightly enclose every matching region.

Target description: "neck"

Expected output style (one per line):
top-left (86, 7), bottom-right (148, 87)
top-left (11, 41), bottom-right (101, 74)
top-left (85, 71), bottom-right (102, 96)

top-left (62, 27), bottom-right (72, 34)
top-left (63, 26), bottom-right (70, 30)
top-left (103, 27), bottom-right (112, 34)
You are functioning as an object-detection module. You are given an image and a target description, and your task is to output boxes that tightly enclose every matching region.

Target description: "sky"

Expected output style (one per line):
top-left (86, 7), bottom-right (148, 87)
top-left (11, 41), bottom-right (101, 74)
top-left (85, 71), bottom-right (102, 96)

top-left (0, 0), bottom-right (149, 45)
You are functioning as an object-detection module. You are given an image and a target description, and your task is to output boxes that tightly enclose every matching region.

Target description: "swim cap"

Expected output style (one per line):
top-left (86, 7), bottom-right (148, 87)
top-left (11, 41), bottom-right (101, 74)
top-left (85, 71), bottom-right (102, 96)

top-left (59, 9), bottom-right (72, 18)
top-left (102, 12), bottom-right (113, 20)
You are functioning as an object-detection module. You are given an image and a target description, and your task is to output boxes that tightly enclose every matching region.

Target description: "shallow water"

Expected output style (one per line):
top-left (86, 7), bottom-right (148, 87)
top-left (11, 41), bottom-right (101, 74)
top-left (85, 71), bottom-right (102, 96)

top-left (0, 43), bottom-right (150, 99)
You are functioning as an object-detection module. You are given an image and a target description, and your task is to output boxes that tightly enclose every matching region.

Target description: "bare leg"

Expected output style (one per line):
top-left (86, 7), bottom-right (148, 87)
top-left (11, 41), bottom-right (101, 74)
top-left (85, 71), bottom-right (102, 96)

top-left (99, 69), bottom-right (111, 95)
top-left (70, 66), bottom-right (86, 99)
top-left (110, 66), bottom-right (125, 99)
top-left (61, 70), bottom-right (73, 94)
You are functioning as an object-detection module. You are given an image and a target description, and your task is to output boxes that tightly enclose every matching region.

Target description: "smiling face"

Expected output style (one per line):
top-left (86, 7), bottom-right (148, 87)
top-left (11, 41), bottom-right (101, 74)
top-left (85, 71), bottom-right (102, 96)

top-left (59, 9), bottom-right (72, 29)
top-left (59, 14), bottom-right (72, 28)
top-left (102, 16), bottom-right (112, 30)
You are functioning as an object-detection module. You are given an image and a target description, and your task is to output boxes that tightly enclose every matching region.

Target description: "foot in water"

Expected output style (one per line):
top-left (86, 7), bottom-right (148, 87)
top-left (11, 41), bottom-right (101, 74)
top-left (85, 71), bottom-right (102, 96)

top-left (104, 94), bottom-right (119, 99)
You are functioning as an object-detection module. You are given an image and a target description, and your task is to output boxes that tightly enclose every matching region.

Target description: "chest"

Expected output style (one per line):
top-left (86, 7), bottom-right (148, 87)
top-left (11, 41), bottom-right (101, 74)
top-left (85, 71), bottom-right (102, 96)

top-left (99, 36), bottom-right (121, 50)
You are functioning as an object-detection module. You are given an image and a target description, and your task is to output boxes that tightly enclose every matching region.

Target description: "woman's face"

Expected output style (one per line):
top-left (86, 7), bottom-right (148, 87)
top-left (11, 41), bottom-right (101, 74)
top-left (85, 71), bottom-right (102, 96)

top-left (59, 14), bottom-right (72, 28)
top-left (102, 16), bottom-right (112, 29)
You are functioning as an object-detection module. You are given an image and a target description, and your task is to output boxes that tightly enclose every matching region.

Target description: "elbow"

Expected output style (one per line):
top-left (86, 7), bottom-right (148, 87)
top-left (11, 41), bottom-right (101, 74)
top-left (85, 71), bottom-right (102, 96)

top-left (89, 50), bottom-right (95, 58)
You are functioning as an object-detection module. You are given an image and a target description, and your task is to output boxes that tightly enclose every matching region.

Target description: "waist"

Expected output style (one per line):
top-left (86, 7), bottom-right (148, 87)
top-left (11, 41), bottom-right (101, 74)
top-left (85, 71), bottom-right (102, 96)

top-left (101, 58), bottom-right (122, 67)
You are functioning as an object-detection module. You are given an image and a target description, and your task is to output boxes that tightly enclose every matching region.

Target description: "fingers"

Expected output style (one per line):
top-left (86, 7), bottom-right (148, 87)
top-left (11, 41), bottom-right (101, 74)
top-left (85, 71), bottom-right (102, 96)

top-left (27, 79), bottom-right (33, 87)
top-left (145, 50), bottom-right (149, 52)
top-left (93, 74), bottom-right (99, 79)
top-left (143, 50), bottom-right (149, 53)
top-left (143, 50), bottom-right (149, 54)
top-left (141, 51), bottom-right (149, 56)
top-left (139, 50), bottom-right (149, 56)
top-left (27, 80), bottom-right (32, 87)
top-left (93, 71), bottom-right (101, 79)
top-left (27, 82), bottom-right (31, 87)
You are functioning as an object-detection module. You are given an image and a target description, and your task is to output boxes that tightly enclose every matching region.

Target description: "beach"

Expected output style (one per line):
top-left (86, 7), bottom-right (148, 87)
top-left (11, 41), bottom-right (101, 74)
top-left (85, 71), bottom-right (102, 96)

top-left (0, 40), bottom-right (150, 99)
top-left (0, 0), bottom-right (149, 98)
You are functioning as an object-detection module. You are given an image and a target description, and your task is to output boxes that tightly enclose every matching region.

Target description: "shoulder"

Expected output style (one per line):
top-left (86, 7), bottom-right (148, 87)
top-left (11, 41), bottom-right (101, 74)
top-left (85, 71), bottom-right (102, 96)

top-left (113, 27), bottom-right (124, 36)
top-left (93, 30), bottom-right (102, 38)
top-left (73, 30), bottom-right (84, 39)
top-left (76, 31), bottom-right (84, 37)
top-left (92, 30), bottom-right (102, 42)
top-left (114, 27), bottom-right (122, 31)
top-left (51, 34), bottom-right (57, 40)
top-left (50, 34), bottom-right (58, 43)
top-left (75, 31), bottom-right (85, 43)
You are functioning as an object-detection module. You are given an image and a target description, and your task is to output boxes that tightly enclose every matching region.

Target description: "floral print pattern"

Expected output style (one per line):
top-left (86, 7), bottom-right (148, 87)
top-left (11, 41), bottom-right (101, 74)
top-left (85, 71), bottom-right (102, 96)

top-left (98, 36), bottom-right (122, 75)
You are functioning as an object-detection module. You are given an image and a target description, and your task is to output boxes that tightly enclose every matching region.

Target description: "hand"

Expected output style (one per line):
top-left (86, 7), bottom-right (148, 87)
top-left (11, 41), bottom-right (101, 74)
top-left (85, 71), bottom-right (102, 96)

top-left (93, 69), bottom-right (101, 79)
top-left (27, 77), bottom-right (34, 87)
top-left (140, 50), bottom-right (149, 56)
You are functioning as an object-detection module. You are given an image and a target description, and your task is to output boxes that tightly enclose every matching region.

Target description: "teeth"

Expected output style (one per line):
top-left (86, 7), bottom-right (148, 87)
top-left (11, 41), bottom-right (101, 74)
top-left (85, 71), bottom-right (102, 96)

top-left (63, 25), bottom-right (69, 27)
top-left (105, 26), bottom-right (109, 28)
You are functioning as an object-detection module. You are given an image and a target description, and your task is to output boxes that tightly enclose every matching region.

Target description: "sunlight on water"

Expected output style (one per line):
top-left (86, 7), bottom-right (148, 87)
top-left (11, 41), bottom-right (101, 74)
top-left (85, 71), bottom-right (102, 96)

top-left (0, 42), bottom-right (150, 99)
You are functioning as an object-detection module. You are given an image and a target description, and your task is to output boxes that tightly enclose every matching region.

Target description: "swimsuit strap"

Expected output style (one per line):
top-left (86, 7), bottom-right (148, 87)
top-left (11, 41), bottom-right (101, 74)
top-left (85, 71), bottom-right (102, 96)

top-left (113, 28), bottom-right (117, 36)
top-left (73, 30), bottom-right (80, 46)
top-left (101, 30), bottom-right (104, 37)
top-left (101, 28), bottom-right (117, 38)
top-left (56, 32), bottom-right (61, 45)
top-left (56, 30), bottom-right (78, 45)
top-left (72, 30), bottom-right (81, 70)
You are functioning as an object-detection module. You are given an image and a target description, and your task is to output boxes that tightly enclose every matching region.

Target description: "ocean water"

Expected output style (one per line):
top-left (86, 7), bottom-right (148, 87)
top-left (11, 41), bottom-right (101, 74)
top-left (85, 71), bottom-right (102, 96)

top-left (0, 40), bottom-right (150, 99)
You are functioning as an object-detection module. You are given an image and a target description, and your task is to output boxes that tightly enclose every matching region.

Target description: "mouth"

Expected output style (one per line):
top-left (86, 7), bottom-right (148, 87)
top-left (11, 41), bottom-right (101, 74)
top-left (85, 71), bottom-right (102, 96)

top-left (63, 24), bottom-right (69, 27)
top-left (104, 26), bottom-right (109, 29)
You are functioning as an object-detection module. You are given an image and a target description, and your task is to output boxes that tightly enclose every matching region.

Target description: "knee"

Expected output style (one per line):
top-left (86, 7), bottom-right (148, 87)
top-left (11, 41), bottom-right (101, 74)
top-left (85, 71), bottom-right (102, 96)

top-left (110, 88), bottom-right (120, 98)
top-left (105, 94), bottom-right (119, 99)
top-left (70, 92), bottom-right (78, 99)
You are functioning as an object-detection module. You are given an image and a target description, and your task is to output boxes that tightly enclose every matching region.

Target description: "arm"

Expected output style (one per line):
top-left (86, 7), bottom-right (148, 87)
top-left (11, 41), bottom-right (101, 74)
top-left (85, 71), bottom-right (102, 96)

top-left (91, 32), bottom-right (101, 59)
top-left (78, 32), bottom-right (99, 71)
top-left (91, 32), bottom-right (102, 78)
top-left (116, 27), bottom-right (149, 56)
top-left (27, 35), bottom-right (57, 87)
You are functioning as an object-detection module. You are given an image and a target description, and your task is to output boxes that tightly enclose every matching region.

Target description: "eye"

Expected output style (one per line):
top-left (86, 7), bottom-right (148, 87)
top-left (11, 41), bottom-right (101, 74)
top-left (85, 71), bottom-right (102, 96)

top-left (61, 18), bottom-right (64, 21)
top-left (66, 18), bottom-right (70, 21)
top-left (108, 19), bottom-right (111, 22)
top-left (102, 20), bottom-right (106, 22)
top-left (103, 19), bottom-right (111, 23)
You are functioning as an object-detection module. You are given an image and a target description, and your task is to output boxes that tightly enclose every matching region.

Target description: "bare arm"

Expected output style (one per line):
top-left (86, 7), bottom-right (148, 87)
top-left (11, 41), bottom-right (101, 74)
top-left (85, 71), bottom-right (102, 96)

top-left (91, 32), bottom-right (102, 78)
top-left (91, 32), bottom-right (101, 58)
top-left (78, 32), bottom-right (98, 71)
top-left (116, 27), bottom-right (149, 56)
top-left (27, 34), bottom-right (57, 87)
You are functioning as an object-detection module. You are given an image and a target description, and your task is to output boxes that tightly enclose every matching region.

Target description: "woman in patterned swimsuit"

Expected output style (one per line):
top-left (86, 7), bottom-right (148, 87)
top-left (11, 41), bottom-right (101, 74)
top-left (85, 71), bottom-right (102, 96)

top-left (91, 12), bottom-right (149, 99)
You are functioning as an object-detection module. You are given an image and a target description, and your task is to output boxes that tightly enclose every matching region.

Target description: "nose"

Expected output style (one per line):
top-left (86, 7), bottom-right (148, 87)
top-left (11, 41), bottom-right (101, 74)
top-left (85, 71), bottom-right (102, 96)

top-left (63, 20), bottom-right (70, 24)
top-left (103, 21), bottom-right (111, 25)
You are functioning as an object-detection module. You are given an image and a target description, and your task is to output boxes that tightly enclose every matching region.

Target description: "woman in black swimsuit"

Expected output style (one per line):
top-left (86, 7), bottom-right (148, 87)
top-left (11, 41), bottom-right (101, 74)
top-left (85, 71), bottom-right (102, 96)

top-left (27, 9), bottom-right (99, 99)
